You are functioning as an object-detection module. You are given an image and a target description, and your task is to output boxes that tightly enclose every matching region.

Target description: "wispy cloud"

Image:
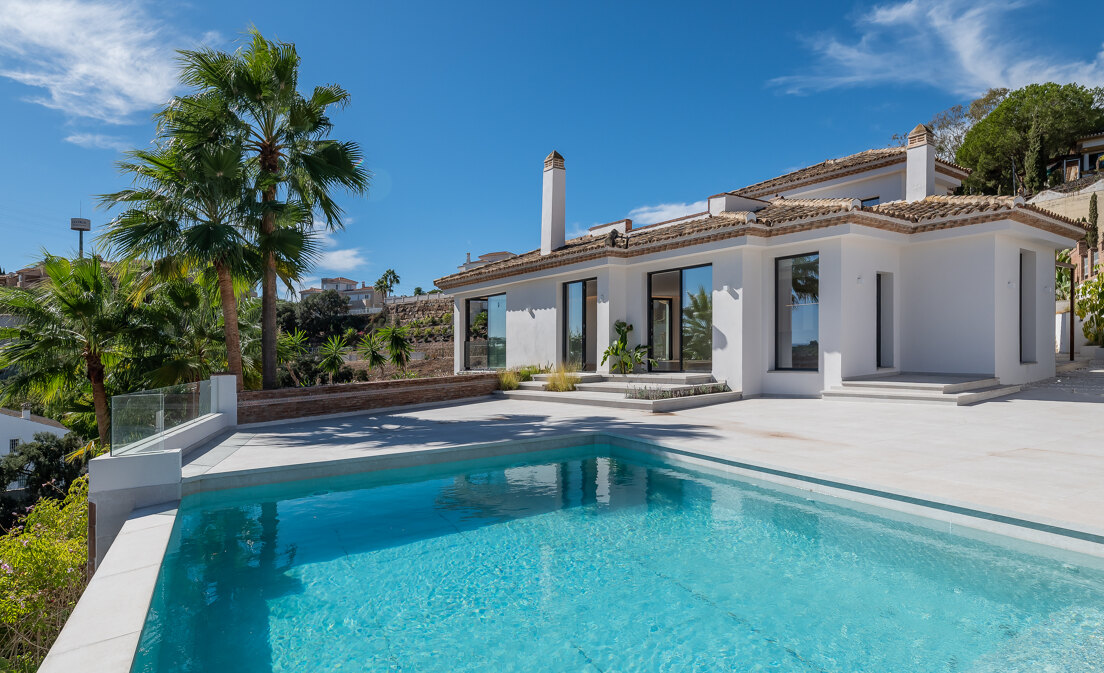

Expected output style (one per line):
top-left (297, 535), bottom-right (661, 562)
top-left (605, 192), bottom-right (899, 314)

top-left (627, 200), bottom-right (708, 225)
top-left (0, 0), bottom-right (214, 124)
top-left (63, 133), bottom-right (130, 151)
top-left (309, 220), bottom-right (369, 274)
top-left (770, 0), bottom-right (1104, 97)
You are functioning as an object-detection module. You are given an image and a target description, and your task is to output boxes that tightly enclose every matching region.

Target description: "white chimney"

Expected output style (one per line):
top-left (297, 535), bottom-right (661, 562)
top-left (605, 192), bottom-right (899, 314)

top-left (541, 151), bottom-right (565, 255)
top-left (21, 408), bottom-right (30, 420)
top-left (906, 123), bottom-right (936, 202)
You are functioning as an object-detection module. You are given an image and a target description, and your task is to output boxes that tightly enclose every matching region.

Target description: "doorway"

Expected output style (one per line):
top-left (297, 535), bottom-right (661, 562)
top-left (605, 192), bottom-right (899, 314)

top-left (647, 265), bottom-right (712, 372)
top-left (876, 273), bottom-right (894, 369)
top-left (563, 278), bottom-right (598, 371)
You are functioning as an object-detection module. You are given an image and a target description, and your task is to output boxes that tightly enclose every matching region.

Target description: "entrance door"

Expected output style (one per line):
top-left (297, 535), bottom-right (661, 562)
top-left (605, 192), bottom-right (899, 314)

top-left (647, 265), bottom-right (712, 372)
top-left (876, 273), bottom-right (893, 368)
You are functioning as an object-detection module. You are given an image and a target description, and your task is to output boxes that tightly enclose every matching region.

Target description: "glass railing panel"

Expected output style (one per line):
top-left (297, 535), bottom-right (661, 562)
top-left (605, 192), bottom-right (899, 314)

top-left (110, 380), bottom-right (212, 456)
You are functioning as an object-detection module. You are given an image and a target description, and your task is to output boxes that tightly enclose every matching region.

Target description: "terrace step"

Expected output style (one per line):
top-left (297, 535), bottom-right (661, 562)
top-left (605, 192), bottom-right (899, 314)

top-left (822, 383), bottom-right (1021, 405)
top-left (530, 372), bottom-right (605, 383)
top-left (495, 387), bottom-right (741, 412)
top-left (840, 375), bottom-right (999, 394)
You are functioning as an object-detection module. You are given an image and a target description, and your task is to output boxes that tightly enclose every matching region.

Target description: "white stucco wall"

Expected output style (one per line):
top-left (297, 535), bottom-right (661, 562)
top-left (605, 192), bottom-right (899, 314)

top-left (1, 414), bottom-right (67, 457)
top-left (505, 277), bottom-right (559, 368)
top-left (838, 234), bottom-right (903, 378)
top-left (993, 234), bottom-right (1058, 384)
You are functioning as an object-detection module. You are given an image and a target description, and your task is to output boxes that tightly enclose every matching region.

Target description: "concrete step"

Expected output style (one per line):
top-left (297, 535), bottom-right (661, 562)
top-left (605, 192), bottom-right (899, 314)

top-left (530, 372), bottom-right (605, 383)
top-left (495, 388), bottom-right (741, 412)
top-left (574, 381), bottom-right (714, 394)
top-left (822, 383), bottom-right (1021, 405)
top-left (840, 376), bottom-right (999, 394)
top-left (604, 372), bottom-right (715, 384)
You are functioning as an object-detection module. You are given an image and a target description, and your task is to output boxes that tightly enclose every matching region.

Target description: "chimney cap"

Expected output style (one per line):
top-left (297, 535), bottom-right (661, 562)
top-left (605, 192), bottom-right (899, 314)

top-left (907, 124), bottom-right (934, 147)
top-left (544, 150), bottom-right (565, 170)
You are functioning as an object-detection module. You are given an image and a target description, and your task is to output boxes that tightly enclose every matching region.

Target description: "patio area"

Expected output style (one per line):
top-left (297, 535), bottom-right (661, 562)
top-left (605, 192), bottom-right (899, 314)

top-left (183, 364), bottom-right (1104, 550)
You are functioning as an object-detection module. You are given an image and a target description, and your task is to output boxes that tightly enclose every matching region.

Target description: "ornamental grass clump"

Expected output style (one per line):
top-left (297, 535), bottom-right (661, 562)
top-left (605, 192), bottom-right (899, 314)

top-left (0, 477), bottom-right (89, 672)
top-left (544, 364), bottom-right (580, 392)
top-left (497, 369), bottom-right (520, 391)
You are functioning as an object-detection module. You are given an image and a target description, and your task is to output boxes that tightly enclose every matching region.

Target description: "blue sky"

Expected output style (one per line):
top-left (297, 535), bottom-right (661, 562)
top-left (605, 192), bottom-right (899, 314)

top-left (1, 0), bottom-right (1102, 295)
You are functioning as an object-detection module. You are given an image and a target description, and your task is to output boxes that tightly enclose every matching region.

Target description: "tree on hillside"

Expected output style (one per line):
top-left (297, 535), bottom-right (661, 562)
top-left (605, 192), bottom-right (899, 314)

top-left (374, 269), bottom-right (400, 297)
top-left (296, 289), bottom-right (349, 337)
top-left (1023, 119), bottom-right (1046, 195)
top-left (0, 432), bottom-right (87, 502)
top-left (956, 83), bottom-right (1104, 194)
top-left (177, 29), bottom-right (370, 389)
top-left (413, 286), bottom-right (424, 296)
top-left (356, 332), bottom-right (388, 378)
top-left (1090, 192), bottom-right (1100, 249)
top-left (317, 334), bottom-right (350, 384)
top-left (892, 88), bottom-right (1008, 162)
top-left (0, 257), bottom-right (140, 446)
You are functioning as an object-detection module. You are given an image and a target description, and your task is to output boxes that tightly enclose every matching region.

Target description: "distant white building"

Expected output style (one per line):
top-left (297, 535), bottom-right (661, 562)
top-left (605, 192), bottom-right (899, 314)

top-left (299, 277), bottom-right (384, 315)
top-left (459, 251), bottom-right (517, 272)
top-left (1, 408), bottom-right (68, 457)
top-left (436, 126), bottom-right (1083, 395)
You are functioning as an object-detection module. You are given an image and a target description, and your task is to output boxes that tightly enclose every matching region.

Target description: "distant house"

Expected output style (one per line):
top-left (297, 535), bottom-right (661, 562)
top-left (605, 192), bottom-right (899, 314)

top-left (0, 265), bottom-right (45, 289)
top-left (436, 125), bottom-right (1082, 393)
top-left (298, 277), bottom-right (384, 315)
top-left (1030, 174), bottom-right (1104, 284)
top-left (458, 251), bottom-right (517, 272)
top-left (1048, 131), bottom-right (1104, 185)
top-left (1, 408), bottom-right (68, 458)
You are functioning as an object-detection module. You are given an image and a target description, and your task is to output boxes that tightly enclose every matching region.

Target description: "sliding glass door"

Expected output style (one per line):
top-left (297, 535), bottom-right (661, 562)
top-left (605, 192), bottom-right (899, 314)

top-left (774, 253), bottom-right (819, 370)
top-left (563, 279), bottom-right (598, 370)
top-left (647, 265), bottom-right (712, 372)
top-left (465, 294), bottom-right (507, 369)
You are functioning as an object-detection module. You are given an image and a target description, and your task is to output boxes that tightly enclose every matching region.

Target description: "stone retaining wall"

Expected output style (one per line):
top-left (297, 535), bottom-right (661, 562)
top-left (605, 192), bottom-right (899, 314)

top-left (237, 374), bottom-right (498, 424)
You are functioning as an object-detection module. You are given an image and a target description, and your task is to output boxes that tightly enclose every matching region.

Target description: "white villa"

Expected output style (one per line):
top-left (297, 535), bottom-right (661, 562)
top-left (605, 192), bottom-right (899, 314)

top-left (435, 125), bottom-right (1085, 398)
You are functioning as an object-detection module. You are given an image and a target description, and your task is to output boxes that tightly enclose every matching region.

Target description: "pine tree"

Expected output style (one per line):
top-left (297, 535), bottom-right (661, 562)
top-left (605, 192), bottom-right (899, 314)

top-left (1089, 192), bottom-right (1099, 249)
top-left (1023, 120), bottom-right (1046, 195)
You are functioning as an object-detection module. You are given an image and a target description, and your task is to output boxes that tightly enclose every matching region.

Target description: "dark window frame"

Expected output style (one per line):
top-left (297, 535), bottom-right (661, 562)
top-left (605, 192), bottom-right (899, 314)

top-left (562, 277), bottom-right (598, 370)
top-left (646, 263), bottom-right (712, 373)
top-left (464, 293), bottom-right (506, 370)
top-left (774, 252), bottom-right (821, 372)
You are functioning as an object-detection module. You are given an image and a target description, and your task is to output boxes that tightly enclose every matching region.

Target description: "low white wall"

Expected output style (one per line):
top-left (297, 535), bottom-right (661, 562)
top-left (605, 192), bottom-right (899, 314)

top-left (1056, 310), bottom-right (1088, 354)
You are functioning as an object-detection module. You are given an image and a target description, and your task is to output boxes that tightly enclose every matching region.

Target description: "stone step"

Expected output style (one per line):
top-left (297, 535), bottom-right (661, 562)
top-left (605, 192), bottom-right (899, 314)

top-left (574, 381), bottom-right (717, 394)
top-left (495, 388), bottom-right (741, 412)
top-left (841, 375), bottom-right (998, 394)
top-left (604, 372), bottom-right (715, 384)
top-left (822, 384), bottom-right (1021, 405)
top-left (530, 372), bottom-right (605, 383)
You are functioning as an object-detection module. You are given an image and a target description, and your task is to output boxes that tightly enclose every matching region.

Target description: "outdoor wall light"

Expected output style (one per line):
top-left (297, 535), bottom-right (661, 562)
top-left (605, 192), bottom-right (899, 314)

top-left (856, 274), bottom-right (864, 284)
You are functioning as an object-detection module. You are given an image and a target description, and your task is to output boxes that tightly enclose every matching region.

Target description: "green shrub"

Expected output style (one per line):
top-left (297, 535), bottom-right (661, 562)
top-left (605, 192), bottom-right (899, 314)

top-left (515, 364), bottom-right (550, 382)
top-left (543, 364), bottom-right (580, 392)
top-left (498, 370), bottom-right (520, 390)
top-left (0, 477), bottom-right (89, 672)
top-left (625, 382), bottom-right (731, 400)
top-left (1076, 272), bottom-right (1104, 346)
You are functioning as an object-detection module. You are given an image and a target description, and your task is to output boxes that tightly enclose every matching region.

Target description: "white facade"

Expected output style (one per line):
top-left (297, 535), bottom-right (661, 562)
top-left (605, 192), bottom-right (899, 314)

top-left (1, 409), bottom-right (68, 457)
top-left (440, 130), bottom-right (1082, 397)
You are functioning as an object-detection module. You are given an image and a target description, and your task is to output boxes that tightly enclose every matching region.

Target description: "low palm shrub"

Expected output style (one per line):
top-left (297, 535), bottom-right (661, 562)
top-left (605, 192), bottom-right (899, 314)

top-left (543, 364), bottom-right (580, 392)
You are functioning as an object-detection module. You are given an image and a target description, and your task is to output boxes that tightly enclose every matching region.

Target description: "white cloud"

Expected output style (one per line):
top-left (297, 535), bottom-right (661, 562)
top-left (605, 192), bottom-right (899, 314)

top-left (627, 200), bottom-right (708, 225)
top-left (770, 0), bottom-right (1104, 97)
top-left (63, 133), bottom-right (130, 151)
top-left (0, 0), bottom-right (211, 124)
top-left (318, 248), bottom-right (368, 273)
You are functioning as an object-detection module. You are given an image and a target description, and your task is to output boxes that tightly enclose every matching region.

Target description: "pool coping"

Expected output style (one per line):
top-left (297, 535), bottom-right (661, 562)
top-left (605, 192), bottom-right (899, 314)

top-left (46, 430), bottom-right (1104, 672)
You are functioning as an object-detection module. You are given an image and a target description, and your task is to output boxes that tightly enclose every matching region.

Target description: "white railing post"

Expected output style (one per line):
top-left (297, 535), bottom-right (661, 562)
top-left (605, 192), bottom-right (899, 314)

top-left (209, 374), bottom-right (238, 426)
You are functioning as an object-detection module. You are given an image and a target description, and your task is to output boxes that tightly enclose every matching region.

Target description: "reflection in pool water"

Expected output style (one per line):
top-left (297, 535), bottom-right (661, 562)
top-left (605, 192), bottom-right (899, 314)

top-left (133, 446), bottom-right (1104, 672)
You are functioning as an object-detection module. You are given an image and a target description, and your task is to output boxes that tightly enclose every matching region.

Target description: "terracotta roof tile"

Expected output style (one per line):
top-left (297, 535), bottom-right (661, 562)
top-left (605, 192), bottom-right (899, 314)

top-left (435, 195), bottom-right (1081, 289)
top-left (0, 408), bottom-right (68, 431)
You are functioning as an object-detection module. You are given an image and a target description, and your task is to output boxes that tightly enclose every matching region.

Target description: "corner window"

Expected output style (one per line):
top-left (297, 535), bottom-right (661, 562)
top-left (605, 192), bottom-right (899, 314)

top-left (775, 253), bottom-right (820, 370)
top-left (464, 294), bottom-right (506, 369)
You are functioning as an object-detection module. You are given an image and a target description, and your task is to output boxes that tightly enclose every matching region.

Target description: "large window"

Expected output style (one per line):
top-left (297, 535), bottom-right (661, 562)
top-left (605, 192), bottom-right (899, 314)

top-left (775, 253), bottom-right (819, 370)
top-left (563, 279), bottom-right (598, 370)
top-left (464, 294), bottom-right (506, 369)
top-left (647, 265), bottom-right (712, 372)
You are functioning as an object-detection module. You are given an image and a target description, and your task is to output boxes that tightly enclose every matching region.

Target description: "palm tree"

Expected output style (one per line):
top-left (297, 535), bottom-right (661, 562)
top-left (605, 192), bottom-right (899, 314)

top-left (176, 29), bottom-right (370, 389)
top-left (100, 142), bottom-right (254, 390)
top-left (374, 268), bottom-right (400, 298)
top-left (276, 327), bottom-right (308, 387)
top-left (0, 257), bottom-right (139, 446)
top-left (318, 335), bottom-right (349, 384)
top-left (356, 331), bottom-right (388, 378)
top-left (380, 325), bottom-right (413, 373)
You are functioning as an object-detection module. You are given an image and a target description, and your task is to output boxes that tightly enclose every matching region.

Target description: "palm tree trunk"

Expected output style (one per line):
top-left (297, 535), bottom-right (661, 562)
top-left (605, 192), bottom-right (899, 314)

top-left (86, 353), bottom-right (110, 447)
top-left (215, 262), bottom-right (244, 391)
top-left (260, 186), bottom-right (279, 389)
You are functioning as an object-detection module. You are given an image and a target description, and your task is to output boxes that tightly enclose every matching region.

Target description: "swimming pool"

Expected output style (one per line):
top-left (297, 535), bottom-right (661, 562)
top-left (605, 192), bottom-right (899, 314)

top-left (133, 445), bottom-right (1104, 672)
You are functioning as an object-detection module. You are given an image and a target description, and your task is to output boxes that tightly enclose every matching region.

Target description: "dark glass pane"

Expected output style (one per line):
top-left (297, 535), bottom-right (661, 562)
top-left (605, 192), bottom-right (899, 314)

top-left (775, 254), bottom-right (819, 370)
top-left (649, 270), bottom-right (680, 372)
top-left (465, 298), bottom-right (489, 369)
top-left (565, 282), bottom-right (584, 367)
top-left (681, 266), bottom-right (712, 372)
top-left (487, 294), bottom-right (507, 369)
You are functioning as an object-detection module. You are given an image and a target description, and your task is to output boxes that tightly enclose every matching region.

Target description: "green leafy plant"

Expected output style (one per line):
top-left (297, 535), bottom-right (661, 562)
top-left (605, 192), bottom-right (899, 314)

top-left (277, 328), bottom-right (309, 387)
top-left (601, 321), bottom-right (655, 374)
top-left (1056, 249), bottom-right (1072, 302)
top-left (0, 476), bottom-right (89, 672)
top-left (380, 325), bottom-right (414, 373)
top-left (1089, 192), bottom-right (1099, 249)
top-left (1076, 272), bottom-right (1104, 346)
top-left (318, 335), bottom-right (350, 384)
top-left (543, 364), bottom-right (580, 392)
top-left (391, 370), bottom-right (418, 380)
top-left (516, 364), bottom-right (550, 382)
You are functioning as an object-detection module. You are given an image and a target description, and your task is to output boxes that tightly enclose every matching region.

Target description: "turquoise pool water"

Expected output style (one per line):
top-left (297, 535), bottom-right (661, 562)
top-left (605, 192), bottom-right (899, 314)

top-left (133, 446), bottom-right (1104, 672)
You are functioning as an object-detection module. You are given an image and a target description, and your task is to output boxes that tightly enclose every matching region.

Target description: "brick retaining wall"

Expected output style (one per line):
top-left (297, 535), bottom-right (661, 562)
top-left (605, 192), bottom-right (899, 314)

top-left (237, 374), bottom-right (498, 424)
